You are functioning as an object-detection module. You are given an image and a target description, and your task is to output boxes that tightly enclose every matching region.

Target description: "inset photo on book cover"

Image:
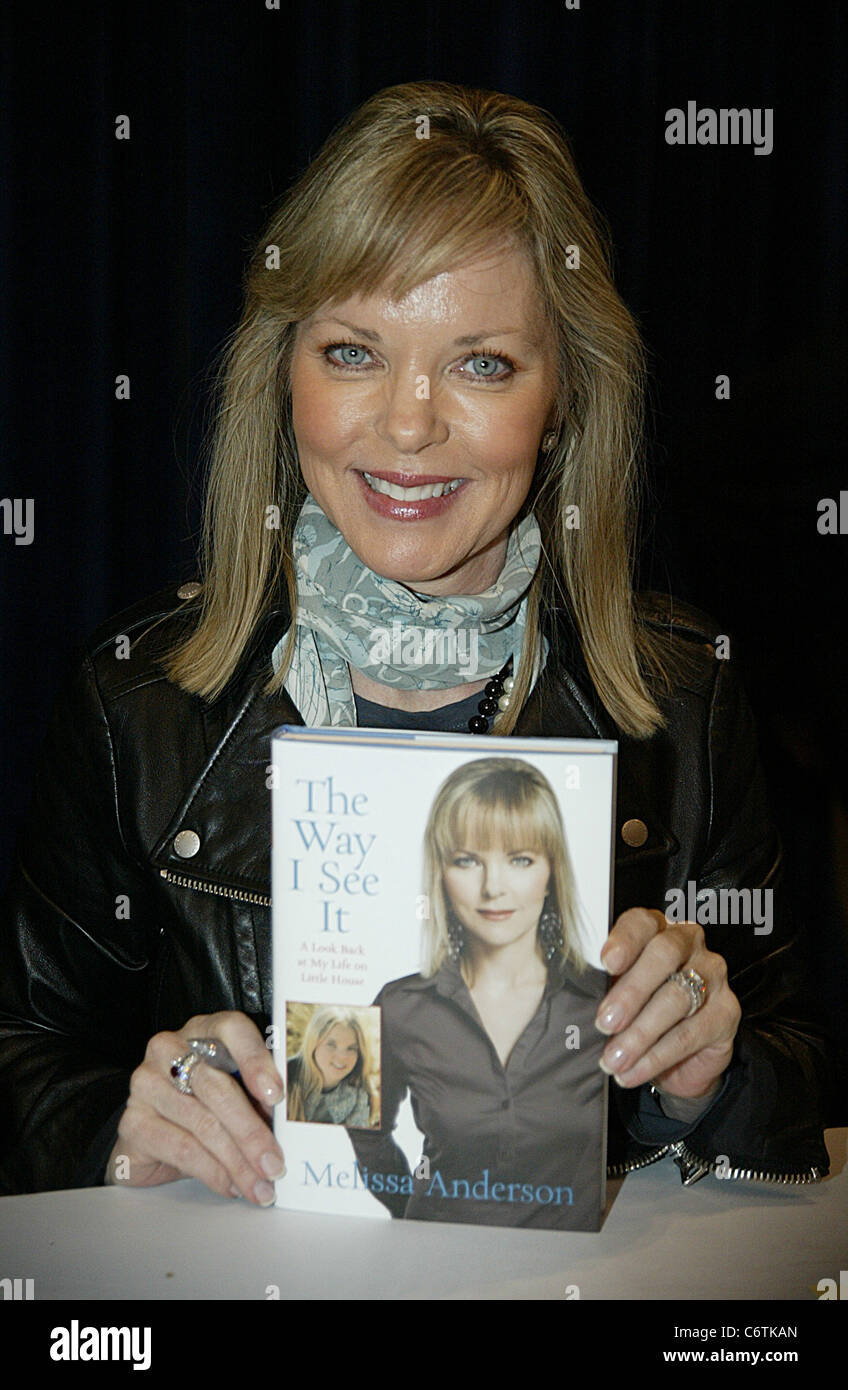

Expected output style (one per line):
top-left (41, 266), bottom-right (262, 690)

top-left (272, 731), bottom-right (616, 1231)
top-left (285, 1001), bottom-right (381, 1130)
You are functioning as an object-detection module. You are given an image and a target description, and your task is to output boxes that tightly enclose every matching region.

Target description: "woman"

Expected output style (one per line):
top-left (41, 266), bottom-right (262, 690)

top-left (0, 82), bottom-right (830, 1207)
top-left (348, 757), bottom-right (609, 1229)
top-left (286, 1006), bottom-right (377, 1130)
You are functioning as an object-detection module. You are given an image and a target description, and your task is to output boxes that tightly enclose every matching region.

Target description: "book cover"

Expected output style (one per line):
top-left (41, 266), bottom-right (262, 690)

top-left (270, 729), bottom-right (617, 1232)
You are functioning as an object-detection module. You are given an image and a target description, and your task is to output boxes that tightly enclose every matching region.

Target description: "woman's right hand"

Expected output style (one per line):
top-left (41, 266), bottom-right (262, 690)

top-left (105, 1012), bottom-right (286, 1206)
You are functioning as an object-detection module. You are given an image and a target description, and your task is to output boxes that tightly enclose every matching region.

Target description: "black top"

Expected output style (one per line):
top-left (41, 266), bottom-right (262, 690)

top-left (349, 955), bottom-right (609, 1229)
top-left (353, 686), bottom-right (482, 733)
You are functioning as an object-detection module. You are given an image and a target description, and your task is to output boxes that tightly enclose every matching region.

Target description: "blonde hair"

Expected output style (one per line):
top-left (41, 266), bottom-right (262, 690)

top-left (420, 757), bottom-right (585, 976)
top-left (287, 1006), bottom-right (377, 1124)
top-left (162, 81), bottom-right (682, 736)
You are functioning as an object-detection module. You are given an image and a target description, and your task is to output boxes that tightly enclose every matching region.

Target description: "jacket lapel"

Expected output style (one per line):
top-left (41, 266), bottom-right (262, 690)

top-left (150, 603), bottom-right (300, 898)
top-left (150, 602), bottom-right (677, 899)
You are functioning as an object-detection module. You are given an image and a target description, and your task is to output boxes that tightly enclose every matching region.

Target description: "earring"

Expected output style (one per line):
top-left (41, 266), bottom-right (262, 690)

top-left (541, 430), bottom-right (558, 453)
top-left (446, 908), bottom-right (466, 961)
top-left (538, 898), bottom-right (564, 962)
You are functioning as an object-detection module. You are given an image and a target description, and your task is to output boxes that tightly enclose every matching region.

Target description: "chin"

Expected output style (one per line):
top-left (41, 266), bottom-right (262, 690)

top-left (347, 536), bottom-right (455, 587)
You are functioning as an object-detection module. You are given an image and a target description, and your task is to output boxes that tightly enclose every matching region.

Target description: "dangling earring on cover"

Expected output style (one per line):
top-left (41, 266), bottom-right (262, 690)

top-left (538, 896), bottom-right (564, 962)
top-left (446, 907), bottom-right (466, 961)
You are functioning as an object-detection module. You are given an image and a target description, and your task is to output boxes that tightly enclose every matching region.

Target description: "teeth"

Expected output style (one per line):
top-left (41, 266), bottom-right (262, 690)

top-left (362, 472), bottom-right (463, 501)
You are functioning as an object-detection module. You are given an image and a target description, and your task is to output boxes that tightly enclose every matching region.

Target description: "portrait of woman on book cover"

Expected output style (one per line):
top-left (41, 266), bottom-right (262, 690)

top-left (348, 756), bottom-right (608, 1229)
top-left (286, 1004), bottom-right (380, 1130)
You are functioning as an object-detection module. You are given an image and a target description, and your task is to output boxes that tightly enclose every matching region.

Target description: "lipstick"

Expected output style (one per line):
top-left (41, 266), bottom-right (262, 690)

top-left (355, 468), bottom-right (468, 521)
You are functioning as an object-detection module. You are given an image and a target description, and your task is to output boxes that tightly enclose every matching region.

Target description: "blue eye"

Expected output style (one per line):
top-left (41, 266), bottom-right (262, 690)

top-left (325, 343), bottom-right (371, 368)
top-left (469, 355), bottom-right (501, 376)
top-left (460, 352), bottom-right (515, 380)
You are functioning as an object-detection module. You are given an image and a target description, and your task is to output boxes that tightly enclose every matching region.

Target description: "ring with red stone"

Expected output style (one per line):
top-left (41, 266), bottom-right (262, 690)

top-left (169, 1050), bottom-right (202, 1095)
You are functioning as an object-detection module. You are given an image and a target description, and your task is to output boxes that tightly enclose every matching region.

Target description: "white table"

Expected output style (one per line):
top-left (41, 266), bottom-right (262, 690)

top-left (1, 1130), bottom-right (846, 1301)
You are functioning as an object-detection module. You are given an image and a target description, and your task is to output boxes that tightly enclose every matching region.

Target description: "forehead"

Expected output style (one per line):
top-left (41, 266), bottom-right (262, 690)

top-left (306, 246), bottom-right (547, 341)
top-left (321, 1023), bottom-right (357, 1045)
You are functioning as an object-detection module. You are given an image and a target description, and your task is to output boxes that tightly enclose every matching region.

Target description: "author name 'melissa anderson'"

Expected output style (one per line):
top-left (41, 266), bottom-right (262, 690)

top-left (301, 1160), bottom-right (574, 1208)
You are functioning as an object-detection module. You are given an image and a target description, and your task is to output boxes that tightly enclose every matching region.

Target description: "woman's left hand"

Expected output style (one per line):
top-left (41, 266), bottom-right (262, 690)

top-left (596, 908), bottom-right (742, 1100)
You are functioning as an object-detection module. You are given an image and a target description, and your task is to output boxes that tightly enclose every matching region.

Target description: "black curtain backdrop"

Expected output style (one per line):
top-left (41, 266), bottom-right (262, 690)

top-left (2, 2), bottom-right (846, 1029)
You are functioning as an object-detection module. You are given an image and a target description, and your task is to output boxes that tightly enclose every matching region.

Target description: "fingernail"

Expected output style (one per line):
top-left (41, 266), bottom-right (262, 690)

top-left (229, 1184), bottom-right (242, 1199)
top-left (261, 1152), bottom-right (286, 1180)
top-left (260, 1073), bottom-right (284, 1102)
top-left (595, 1004), bottom-right (622, 1033)
top-left (600, 1044), bottom-right (629, 1074)
top-left (254, 1180), bottom-right (276, 1206)
top-left (602, 945), bottom-right (625, 973)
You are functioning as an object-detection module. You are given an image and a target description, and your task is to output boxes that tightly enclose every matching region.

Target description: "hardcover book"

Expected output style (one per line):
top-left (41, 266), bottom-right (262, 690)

top-left (270, 728), bottom-right (617, 1231)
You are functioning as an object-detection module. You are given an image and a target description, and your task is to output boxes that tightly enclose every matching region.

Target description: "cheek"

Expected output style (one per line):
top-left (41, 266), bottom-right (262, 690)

top-left (458, 395), bottom-right (546, 468)
top-left (514, 867), bottom-right (550, 903)
top-left (443, 871), bottom-right (472, 904)
top-left (532, 867), bottom-right (552, 901)
top-left (465, 429), bottom-right (539, 511)
top-left (291, 361), bottom-right (366, 456)
top-left (291, 382), bottom-right (332, 454)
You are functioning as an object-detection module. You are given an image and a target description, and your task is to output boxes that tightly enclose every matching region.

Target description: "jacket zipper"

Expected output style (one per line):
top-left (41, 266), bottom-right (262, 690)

top-left (609, 1140), bottom-right (822, 1186)
top-left (607, 1145), bottom-right (671, 1179)
top-left (158, 866), bottom-right (272, 908)
top-left (159, 868), bottom-right (825, 1189)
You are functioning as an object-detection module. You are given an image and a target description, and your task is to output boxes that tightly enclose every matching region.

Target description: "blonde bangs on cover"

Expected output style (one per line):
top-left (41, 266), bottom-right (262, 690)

top-left (435, 782), bottom-right (557, 863)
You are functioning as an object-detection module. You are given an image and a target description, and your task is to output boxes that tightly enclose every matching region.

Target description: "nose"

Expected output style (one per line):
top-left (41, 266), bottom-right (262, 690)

top-left (480, 861), bottom-right (506, 899)
top-left (374, 370), bottom-right (449, 454)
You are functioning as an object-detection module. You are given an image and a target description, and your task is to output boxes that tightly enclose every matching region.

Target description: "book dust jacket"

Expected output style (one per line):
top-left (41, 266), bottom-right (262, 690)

top-left (271, 729), bottom-right (616, 1231)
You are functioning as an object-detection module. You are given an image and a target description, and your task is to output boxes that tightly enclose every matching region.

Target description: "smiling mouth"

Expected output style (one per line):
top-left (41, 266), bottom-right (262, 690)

top-left (361, 470), bottom-right (465, 501)
top-left (477, 909), bottom-right (515, 920)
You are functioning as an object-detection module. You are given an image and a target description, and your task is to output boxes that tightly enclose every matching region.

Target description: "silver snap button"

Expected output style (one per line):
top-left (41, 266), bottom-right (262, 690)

top-left (173, 829), bottom-right (201, 858)
top-left (621, 818), bottom-right (648, 848)
top-left (177, 581), bottom-right (202, 600)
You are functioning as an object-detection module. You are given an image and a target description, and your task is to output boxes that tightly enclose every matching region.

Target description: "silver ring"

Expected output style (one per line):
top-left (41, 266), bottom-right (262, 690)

top-left (667, 967), bottom-right (707, 1017)
top-left (185, 1037), bottom-right (239, 1074)
top-left (169, 1050), bottom-right (202, 1095)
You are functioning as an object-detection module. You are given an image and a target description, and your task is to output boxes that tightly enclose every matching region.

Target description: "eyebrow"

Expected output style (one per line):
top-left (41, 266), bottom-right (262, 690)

top-left (306, 317), bottom-right (528, 347)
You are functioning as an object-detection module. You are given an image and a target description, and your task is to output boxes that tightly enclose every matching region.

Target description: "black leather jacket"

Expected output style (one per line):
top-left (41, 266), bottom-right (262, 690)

top-left (0, 582), bottom-right (833, 1194)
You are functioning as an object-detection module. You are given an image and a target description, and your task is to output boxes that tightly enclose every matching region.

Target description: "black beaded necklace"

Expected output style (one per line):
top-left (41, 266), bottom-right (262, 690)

top-left (468, 655), bottom-right (515, 734)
